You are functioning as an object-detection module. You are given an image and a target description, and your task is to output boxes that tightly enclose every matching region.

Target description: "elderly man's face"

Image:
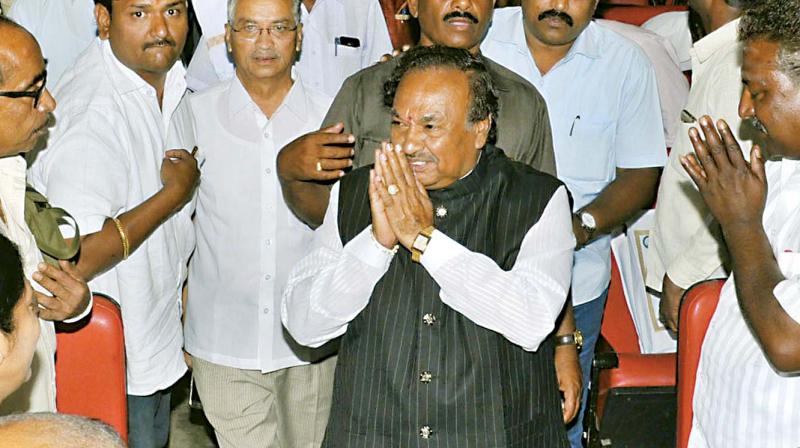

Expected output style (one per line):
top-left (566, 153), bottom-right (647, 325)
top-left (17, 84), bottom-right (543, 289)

top-left (390, 67), bottom-right (489, 190)
top-left (521, 0), bottom-right (598, 47)
top-left (409, 0), bottom-right (495, 52)
top-left (0, 26), bottom-right (56, 157)
top-left (96, 0), bottom-right (188, 82)
top-left (739, 39), bottom-right (800, 159)
top-left (225, 0), bottom-right (301, 83)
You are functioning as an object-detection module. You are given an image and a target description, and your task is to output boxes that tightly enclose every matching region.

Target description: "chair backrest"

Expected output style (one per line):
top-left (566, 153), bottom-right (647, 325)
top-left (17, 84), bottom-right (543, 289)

top-left (598, 5), bottom-right (688, 26)
top-left (600, 253), bottom-right (642, 354)
top-left (55, 294), bottom-right (127, 443)
top-left (676, 279), bottom-right (725, 448)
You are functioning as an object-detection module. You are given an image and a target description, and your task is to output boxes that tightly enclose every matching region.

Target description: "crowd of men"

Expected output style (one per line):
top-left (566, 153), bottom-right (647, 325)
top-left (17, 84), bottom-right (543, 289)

top-left (0, 0), bottom-right (798, 447)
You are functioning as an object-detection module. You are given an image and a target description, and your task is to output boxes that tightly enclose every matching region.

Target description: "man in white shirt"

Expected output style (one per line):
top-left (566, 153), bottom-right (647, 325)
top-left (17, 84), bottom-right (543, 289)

top-left (646, 0), bottom-right (751, 332)
top-left (168, 0), bottom-right (335, 446)
top-left (26, 2), bottom-right (199, 447)
top-left (283, 45), bottom-right (574, 446)
top-left (481, 2), bottom-right (666, 445)
top-left (8, 0), bottom-right (96, 84)
top-left (596, 19), bottom-right (689, 149)
top-left (186, 0), bottom-right (392, 94)
top-left (642, 10), bottom-right (693, 71)
top-left (679, 2), bottom-right (800, 445)
top-left (0, 15), bottom-right (92, 415)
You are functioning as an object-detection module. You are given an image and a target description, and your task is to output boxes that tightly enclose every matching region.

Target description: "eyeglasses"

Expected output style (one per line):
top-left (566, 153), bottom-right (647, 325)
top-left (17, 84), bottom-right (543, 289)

top-left (231, 23), bottom-right (298, 40)
top-left (0, 70), bottom-right (48, 109)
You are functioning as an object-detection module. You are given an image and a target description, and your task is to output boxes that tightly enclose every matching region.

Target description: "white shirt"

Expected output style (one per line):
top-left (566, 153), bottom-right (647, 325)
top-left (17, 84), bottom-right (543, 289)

top-left (0, 156), bottom-right (56, 414)
top-left (282, 183), bottom-right (575, 352)
top-left (642, 11), bottom-right (693, 72)
top-left (482, 9), bottom-right (667, 305)
top-left (689, 159), bottom-right (800, 448)
top-left (168, 72), bottom-right (332, 373)
top-left (8, 0), bottom-right (96, 84)
top-left (187, 0), bottom-right (392, 96)
top-left (646, 19), bottom-right (750, 292)
top-left (596, 19), bottom-right (689, 148)
top-left (28, 39), bottom-right (192, 396)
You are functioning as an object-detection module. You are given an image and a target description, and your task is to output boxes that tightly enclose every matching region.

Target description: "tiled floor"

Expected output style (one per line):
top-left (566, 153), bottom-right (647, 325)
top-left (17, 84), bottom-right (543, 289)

top-left (168, 373), bottom-right (217, 448)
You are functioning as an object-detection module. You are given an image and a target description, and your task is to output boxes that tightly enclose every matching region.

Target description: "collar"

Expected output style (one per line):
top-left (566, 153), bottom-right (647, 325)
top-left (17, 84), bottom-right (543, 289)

top-left (228, 68), bottom-right (307, 123)
top-left (692, 18), bottom-right (740, 64)
top-left (492, 10), bottom-right (601, 63)
top-left (99, 38), bottom-right (187, 97)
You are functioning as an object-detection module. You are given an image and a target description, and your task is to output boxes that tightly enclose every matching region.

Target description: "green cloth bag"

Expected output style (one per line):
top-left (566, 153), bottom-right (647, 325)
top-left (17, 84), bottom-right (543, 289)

top-left (23, 184), bottom-right (81, 267)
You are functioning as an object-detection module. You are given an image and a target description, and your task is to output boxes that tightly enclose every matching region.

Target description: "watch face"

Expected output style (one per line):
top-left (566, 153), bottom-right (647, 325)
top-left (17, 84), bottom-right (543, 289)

top-left (581, 212), bottom-right (596, 229)
top-left (413, 234), bottom-right (428, 251)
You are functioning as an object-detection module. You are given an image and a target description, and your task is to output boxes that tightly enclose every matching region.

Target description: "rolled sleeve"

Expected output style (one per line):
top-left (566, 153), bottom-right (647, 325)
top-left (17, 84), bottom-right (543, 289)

top-left (774, 278), bottom-right (800, 324)
top-left (615, 51), bottom-right (668, 169)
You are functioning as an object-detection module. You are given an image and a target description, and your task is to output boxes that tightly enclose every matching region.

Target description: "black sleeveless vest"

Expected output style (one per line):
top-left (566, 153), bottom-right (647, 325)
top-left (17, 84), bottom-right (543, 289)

top-left (325, 146), bottom-right (569, 447)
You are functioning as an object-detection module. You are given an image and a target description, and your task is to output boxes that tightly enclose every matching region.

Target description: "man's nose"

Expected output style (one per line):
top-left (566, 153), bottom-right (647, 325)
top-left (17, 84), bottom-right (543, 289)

top-left (38, 88), bottom-right (56, 114)
top-left (150, 13), bottom-right (169, 40)
top-left (739, 88), bottom-right (755, 119)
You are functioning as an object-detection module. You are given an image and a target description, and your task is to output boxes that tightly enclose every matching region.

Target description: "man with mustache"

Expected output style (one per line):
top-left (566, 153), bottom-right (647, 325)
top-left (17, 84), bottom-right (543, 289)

top-left (27, 1), bottom-right (199, 447)
top-left (277, 0), bottom-right (584, 429)
top-left (283, 45), bottom-right (573, 446)
top-left (646, 0), bottom-right (754, 334)
top-left (167, 0), bottom-right (338, 446)
top-left (679, 1), bottom-right (800, 445)
top-left (0, 15), bottom-right (93, 415)
top-left (481, 1), bottom-right (666, 446)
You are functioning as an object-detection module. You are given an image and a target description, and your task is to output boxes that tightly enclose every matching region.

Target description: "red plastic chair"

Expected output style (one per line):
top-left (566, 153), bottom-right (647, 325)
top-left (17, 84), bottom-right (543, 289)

top-left (598, 5), bottom-right (688, 26)
top-left (676, 279), bottom-right (724, 448)
top-left (586, 254), bottom-right (677, 447)
top-left (56, 294), bottom-right (128, 443)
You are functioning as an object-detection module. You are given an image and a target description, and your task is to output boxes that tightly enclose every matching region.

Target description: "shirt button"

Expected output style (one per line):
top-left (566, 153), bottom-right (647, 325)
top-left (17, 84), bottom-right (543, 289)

top-left (265, 168), bottom-right (272, 174)
top-left (419, 371), bottom-right (432, 383)
top-left (263, 307), bottom-right (270, 314)
top-left (266, 239), bottom-right (272, 246)
top-left (264, 130), bottom-right (270, 138)
top-left (422, 313), bottom-right (437, 326)
top-left (419, 425), bottom-right (432, 439)
top-left (264, 274), bottom-right (272, 281)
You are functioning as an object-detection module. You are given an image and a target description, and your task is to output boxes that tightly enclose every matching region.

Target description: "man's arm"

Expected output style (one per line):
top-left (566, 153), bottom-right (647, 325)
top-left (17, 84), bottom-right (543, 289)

top-left (573, 167), bottom-right (661, 247)
top-left (422, 187), bottom-right (575, 351)
top-left (73, 150), bottom-right (197, 280)
top-left (682, 117), bottom-right (800, 374)
top-left (281, 182), bottom-right (394, 347)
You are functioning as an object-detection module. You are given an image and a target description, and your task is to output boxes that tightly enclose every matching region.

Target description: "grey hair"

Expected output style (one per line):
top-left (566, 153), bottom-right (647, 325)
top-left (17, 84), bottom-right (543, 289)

top-left (0, 413), bottom-right (125, 448)
top-left (739, 0), bottom-right (800, 86)
top-left (227, 0), bottom-right (302, 25)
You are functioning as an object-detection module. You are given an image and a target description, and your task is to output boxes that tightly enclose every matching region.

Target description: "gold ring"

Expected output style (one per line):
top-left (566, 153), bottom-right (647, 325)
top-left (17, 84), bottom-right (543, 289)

top-left (387, 184), bottom-right (400, 196)
top-left (315, 161), bottom-right (322, 172)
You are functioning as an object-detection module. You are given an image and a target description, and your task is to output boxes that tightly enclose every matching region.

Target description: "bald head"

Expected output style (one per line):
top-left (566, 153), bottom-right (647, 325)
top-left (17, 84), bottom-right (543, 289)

top-left (0, 413), bottom-right (125, 448)
top-left (0, 15), bottom-right (38, 87)
top-left (0, 18), bottom-right (55, 157)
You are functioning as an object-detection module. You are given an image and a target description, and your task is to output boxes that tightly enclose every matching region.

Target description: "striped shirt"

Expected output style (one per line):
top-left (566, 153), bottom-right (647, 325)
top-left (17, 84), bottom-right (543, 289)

top-left (690, 159), bottom-right (800, 448)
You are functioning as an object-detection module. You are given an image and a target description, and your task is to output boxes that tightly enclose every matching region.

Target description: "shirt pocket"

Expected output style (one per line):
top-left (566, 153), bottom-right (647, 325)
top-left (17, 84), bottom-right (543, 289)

top-left (332, 42), bottom-right (363, 85)
top-left (556, 119), bottom-right (615, 188)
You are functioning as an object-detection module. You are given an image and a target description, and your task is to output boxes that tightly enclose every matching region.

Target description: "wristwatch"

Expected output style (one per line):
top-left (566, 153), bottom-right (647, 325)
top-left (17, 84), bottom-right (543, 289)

top-left (555, 330), bottom-right (584, 351)
top-left (577, 210), bottom-right (597, 241)
top-left (411, 226), bottom-right (435, 263)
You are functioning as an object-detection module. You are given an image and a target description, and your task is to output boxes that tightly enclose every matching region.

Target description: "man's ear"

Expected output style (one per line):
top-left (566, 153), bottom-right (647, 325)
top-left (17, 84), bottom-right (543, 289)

top-left (95, 3), bottom-right (111, 40)
top-left (408, 0), bottom-right (420, 19)
top-left (472, 115), bottom-right (491, 149)
top-left (296, 23), bottom-right (303, 54)
top-left (224, 23), bottom-right (232, 53)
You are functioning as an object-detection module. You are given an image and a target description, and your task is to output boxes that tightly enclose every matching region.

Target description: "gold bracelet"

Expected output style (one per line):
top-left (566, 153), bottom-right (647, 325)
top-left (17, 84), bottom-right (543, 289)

top-left (111, 217), bottom-right (130, 260)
